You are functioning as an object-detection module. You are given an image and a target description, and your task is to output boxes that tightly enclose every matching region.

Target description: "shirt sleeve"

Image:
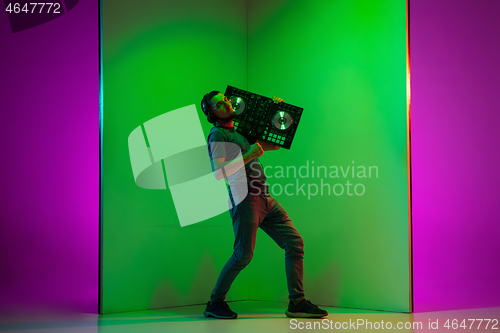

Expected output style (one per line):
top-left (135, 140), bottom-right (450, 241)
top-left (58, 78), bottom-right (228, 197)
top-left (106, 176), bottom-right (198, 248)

top-left (207, 129), bottom-right (228, 161)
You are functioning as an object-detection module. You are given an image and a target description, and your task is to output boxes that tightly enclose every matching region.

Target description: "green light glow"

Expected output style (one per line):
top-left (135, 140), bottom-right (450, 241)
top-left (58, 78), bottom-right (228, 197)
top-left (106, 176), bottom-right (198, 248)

top-left (101, 0), bottom-right (408, 314)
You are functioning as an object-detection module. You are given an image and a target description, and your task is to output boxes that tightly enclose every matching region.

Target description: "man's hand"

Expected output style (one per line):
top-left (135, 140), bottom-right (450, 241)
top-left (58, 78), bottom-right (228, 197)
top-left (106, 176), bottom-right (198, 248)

top-left (256, 139), bottom-right (280, 151)
top-left (273, 96), bottom-right (284, 104)
top-left (248, 142), bottom-right (264, 158)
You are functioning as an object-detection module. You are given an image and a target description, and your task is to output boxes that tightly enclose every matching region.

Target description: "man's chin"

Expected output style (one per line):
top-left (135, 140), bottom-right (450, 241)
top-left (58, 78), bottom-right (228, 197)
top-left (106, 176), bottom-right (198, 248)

top-left (214, 112), bottom-right (237, 122)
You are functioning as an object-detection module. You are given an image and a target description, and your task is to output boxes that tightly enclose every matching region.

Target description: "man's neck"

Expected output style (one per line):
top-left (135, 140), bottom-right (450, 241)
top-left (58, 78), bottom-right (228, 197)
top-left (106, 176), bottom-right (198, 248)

top-left (216, 119), bottom-right (234, 127)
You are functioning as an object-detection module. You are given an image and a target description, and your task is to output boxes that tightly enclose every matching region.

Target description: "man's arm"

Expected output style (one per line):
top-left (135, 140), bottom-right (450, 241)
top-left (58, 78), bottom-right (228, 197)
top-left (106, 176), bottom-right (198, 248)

top-left (212, 143), bottom-right (264, 181)
top-left (256, 139), bottom-right (280, 151)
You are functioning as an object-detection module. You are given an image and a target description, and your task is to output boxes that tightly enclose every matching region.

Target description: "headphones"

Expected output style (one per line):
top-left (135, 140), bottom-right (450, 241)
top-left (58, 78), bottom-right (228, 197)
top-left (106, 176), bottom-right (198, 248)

top-left (201, 93), bottom-right (218, 124)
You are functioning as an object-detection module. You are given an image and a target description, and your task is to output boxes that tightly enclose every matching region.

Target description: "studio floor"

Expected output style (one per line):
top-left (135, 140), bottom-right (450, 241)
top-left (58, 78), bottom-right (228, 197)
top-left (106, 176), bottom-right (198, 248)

top-left (1, 301), bottom-right (499, 333)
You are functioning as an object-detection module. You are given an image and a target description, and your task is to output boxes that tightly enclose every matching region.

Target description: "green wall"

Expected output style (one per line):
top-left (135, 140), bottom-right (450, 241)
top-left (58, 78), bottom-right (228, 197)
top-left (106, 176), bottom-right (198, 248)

top-left (247, 0), bottom-right (409, 312)
top-left (101, 0), bottom-right (409, 314)
top-left (101, 0), bottom-right (249, 313)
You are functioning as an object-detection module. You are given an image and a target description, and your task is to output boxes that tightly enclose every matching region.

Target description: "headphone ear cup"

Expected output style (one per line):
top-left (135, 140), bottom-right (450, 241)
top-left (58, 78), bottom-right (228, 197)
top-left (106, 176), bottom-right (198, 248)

top-left (202, 99), bottom-right (212, 123)
top-left (202, 95), bottom-right (217, 124)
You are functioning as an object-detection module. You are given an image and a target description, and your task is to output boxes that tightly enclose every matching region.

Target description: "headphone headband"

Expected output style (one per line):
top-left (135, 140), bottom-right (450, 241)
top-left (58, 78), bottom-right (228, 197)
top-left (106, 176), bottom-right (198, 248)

top-left (201, 92), bottom-right (219, 124)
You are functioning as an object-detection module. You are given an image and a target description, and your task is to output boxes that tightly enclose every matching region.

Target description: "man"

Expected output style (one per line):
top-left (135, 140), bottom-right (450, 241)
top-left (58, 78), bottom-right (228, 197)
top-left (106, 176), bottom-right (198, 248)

top-left (200, 90), bottom-right (328, 319)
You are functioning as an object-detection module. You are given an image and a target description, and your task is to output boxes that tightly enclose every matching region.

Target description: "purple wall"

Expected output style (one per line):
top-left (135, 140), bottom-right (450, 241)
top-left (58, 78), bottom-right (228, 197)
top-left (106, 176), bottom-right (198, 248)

top-left (0, 0), bottom-right (98, 314)
top-left (0, 0), bottom-right (498, 315)
top-left (411, 0), bottom-right (500, 312)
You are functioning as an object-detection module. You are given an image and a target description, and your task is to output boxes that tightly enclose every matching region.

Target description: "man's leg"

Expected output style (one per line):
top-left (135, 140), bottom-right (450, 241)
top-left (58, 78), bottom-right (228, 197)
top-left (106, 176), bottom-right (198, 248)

top-left (210, 195), bottom-right (265, 303)
top-left (259, 196), bottom-right (305, 303)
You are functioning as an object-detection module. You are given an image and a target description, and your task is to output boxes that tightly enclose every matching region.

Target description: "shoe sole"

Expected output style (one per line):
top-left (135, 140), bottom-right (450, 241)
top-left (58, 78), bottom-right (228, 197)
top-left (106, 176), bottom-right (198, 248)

top-left (285, 310), bottom-right (328, 318)
top-left (204, 310), bottom-right (237, 319)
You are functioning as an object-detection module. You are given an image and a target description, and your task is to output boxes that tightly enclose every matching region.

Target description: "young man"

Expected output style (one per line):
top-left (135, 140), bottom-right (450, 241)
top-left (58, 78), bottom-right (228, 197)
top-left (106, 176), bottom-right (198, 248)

top-left (200, 90), bottom-right (328, 319)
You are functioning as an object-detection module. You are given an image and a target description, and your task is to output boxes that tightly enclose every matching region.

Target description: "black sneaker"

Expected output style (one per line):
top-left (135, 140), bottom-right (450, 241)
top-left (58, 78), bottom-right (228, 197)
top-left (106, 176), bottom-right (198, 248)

top-left (285, 299), bottom-right (328, 318)
top-left (203, 301), bottom-right (238, 319)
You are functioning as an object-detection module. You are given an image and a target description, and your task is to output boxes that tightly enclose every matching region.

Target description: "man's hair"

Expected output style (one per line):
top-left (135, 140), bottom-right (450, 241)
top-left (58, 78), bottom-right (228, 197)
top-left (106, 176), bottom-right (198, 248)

top-left (201, 90), bottom-right (221, 124)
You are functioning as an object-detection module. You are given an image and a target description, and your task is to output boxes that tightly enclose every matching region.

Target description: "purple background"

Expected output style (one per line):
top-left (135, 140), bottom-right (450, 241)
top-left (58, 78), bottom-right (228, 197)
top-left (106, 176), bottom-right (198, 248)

top-left (411, 0), bottom-right (500, 312)
top-left (0, 0), bottom-right (98, 314)
top-left (0, 0), bottom-right (498, 315)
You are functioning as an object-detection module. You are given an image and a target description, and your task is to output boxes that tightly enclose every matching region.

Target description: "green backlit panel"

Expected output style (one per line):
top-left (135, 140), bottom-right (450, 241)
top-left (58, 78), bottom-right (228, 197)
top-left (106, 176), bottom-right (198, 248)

top-left (100, 0), bottom-right (410, 314)
top-left (100, 0), bottom-right (249, 314)
top-left (246, 0), bottom-right (409, 312)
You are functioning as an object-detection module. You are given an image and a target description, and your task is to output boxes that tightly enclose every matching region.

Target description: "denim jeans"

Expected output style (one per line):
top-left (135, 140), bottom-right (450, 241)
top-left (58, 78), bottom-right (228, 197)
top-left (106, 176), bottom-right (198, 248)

top-left (210, 193), bottom-right (305, 303)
